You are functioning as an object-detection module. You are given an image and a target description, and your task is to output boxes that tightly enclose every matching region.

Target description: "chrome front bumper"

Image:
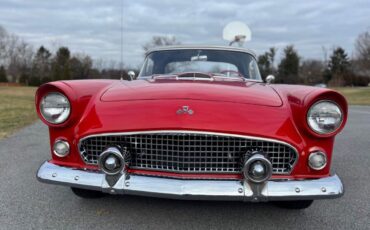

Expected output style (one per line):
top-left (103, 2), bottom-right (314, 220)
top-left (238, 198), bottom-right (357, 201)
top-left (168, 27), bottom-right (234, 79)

top-left (37, 161), bottom-right (344, 201)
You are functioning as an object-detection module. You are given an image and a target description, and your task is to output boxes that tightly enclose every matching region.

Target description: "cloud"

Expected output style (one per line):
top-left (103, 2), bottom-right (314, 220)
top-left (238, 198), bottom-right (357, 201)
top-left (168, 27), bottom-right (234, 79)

top-left (0, 0), bottom-right (369, 66)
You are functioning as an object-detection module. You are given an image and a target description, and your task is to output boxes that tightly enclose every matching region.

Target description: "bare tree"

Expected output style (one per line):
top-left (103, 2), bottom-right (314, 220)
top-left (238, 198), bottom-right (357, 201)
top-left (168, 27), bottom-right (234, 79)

top-left (0, 25), bottom-right (34, 82)
top-left (143, 36), bottom-right (181, 53)
top-left (0, 25), bottom-right (8, 64)
top-left (257, 47), bottom-right (277, 79)
top-left (108, 60), bottom-right (117, 70)
top-left (299, 59), bottom-right (325, 85)
top-left (7, 38), bottom-right (34, 82)
top-left (355, 30), bottom-right (370, 76)
top-left (70, 53), bottom-right (93, 79)
top-left (93, 58), bottom-right (104, 71)
top-left (268, 47), bottom-right (277, 67)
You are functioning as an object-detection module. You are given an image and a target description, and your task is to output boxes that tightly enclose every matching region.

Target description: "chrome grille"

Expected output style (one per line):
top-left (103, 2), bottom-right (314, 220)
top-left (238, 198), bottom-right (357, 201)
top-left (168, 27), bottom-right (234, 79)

top-left (79, 132), bottom-right (298, 174)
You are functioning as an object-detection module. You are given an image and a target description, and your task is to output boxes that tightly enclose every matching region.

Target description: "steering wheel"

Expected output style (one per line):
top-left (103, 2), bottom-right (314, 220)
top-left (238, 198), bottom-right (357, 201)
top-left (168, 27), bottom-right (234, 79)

top-left (220, 70), bottom-right (245, 78)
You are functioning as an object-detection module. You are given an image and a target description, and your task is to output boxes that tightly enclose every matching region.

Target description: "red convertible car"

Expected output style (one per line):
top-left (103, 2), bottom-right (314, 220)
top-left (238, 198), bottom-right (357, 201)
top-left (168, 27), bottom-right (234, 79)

top-left (36, 45), bottom-right (347, 209)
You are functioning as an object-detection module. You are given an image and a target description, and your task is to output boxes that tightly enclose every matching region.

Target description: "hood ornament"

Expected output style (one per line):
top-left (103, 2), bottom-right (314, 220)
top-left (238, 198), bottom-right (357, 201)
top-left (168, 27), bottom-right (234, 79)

top-left (176, 106), bottom-right (194, 115)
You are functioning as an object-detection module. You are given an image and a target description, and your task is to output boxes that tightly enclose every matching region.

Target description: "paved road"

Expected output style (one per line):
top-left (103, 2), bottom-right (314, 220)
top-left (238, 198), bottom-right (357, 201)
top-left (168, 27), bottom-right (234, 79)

top-left (0, 106), bottom-right (369, 230)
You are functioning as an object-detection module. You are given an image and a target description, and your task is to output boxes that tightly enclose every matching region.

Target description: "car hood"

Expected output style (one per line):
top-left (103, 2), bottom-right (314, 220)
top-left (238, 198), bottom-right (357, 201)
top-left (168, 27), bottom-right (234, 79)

top-left (100, 79), bottom-right (282, 107)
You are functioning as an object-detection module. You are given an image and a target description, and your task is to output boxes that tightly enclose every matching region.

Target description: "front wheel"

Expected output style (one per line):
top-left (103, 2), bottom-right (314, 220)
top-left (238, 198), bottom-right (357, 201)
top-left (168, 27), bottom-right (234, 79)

top-left (273, 200), bottom-right (314, 209)
top-left (71, 187), bottom-right (106, 199)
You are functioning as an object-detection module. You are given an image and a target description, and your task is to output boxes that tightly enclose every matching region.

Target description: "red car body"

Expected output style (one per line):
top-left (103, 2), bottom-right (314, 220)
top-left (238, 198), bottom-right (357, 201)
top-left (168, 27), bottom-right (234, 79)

top-left (36, 46), bottom-right (347, 208)
top-left (36, 79), bottom-right (347, 178)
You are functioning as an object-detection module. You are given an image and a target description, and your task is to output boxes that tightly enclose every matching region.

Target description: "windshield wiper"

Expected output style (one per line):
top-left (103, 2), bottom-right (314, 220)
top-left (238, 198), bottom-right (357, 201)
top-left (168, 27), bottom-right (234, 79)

top-left (212, 74), bottom-right (246, 82)
top-left (177, 72), bottom-right (215, 81)
top-left (151, 74), bottom-right (178, 80)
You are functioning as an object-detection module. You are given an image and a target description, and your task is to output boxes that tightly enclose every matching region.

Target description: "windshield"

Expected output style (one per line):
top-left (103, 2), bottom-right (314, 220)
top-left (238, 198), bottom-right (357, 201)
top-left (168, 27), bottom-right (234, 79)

top-left (138, 49), bottom-right (262, 80)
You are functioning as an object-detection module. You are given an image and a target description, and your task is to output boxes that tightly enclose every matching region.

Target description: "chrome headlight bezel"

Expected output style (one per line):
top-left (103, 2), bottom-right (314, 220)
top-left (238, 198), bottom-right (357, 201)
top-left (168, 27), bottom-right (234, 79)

top-left (53, 139), bottom-right (70, 157)
top-left (308, 151), bottom-right (327, 170)
top-left (307, 100), bottom-right (343, 135)
top-left (40, 92), bottom-right (71, 124)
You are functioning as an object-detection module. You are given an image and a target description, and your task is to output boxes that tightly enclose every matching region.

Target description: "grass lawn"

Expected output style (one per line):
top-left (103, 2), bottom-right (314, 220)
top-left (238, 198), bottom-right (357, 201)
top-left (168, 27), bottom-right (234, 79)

top-left (0, 86), bottom-right (37, 139)
top-left (334, 87), bottom-right (370, 106)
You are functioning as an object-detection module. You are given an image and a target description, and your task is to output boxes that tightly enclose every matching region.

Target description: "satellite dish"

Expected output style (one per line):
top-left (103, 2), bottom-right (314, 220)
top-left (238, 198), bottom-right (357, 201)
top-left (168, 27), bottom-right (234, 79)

top-left (223, 21), bottom-right (251, 46)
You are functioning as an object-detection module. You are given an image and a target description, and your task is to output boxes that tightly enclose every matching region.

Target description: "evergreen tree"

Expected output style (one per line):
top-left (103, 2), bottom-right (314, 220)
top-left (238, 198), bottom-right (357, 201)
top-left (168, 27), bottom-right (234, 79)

top-left (32, 46), bottom-right (51, 83)
top-left (326, 47), bottom-right (350, 86)
top-left (277, 45), bottom-right (300, 84)
top-left (328, 47), bottom-right (350, 74)
top-left (52, 47), bottom-right (71, 81)
top-left (70, 54), bottom-right (93, 79)
top-left (0, 65), bottom-right (7, 82)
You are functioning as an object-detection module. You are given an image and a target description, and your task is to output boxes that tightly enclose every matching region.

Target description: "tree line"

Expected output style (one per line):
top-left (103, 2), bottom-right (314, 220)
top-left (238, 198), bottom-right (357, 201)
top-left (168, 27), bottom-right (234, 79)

top-left (258, 30), bottom-right (370, 86)
top-left (0, 24), bottom-right (369, 87)
top-left (0, 25), bottom-right (135, 85)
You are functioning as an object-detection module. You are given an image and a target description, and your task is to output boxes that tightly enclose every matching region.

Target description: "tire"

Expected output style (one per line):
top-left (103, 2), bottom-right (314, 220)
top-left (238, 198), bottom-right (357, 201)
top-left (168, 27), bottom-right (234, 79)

top-left (71, 187), bottom-right (106, 199)
top-left (273, 200), bottom-right (314, 209)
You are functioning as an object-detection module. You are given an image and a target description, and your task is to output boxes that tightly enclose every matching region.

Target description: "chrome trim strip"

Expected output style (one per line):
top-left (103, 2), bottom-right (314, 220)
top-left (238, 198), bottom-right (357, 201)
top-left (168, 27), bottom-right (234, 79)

top-left (145, 45), bottom-right (257, 58)
top-left (37, 161), bottom-right (344, 201)
top-left (139, 75), bottom-right (263, 83)
top-left (77, 130), bottom-right (300, 174)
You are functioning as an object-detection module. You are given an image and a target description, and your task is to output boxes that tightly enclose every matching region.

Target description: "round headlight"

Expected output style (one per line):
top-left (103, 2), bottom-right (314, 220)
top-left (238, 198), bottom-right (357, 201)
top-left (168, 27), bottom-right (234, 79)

top-left (40, 92), bottom-right (70, 124)
top-left (307, 101), bottom-right (343, 134)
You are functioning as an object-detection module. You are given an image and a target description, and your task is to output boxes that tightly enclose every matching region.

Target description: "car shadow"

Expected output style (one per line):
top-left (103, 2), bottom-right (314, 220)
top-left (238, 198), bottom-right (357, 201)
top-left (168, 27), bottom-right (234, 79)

top-left (69, 192), bottom-right (314, 229)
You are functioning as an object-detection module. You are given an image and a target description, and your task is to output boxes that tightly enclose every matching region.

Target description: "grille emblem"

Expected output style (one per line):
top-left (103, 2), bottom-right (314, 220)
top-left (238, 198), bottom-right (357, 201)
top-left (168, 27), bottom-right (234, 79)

top-left (176, 106), bottom-right (194, 115)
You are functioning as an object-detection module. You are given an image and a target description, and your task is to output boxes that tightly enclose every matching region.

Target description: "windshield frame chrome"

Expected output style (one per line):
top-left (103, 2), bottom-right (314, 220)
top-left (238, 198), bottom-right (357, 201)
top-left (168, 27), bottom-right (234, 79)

top-left (138, 45), bottom-right (263, 83)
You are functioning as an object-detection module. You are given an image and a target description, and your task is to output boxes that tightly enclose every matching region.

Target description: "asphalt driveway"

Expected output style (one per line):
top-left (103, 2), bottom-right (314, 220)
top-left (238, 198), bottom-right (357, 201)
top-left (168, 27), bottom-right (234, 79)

top-left (0, 106), bottom-right (369, 229)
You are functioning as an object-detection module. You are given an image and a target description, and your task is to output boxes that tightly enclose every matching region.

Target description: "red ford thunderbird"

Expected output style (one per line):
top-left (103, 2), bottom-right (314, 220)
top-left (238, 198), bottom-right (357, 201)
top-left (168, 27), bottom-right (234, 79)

top-left (36, 45), bottom-right (347, 209)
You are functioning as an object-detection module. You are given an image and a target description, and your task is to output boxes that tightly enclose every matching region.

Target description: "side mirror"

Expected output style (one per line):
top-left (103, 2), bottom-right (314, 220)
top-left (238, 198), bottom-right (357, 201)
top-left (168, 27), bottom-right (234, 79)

top-left (128, 71), bottom-right (136, 80)
top-left (266, 75), bottom-right (275, 84)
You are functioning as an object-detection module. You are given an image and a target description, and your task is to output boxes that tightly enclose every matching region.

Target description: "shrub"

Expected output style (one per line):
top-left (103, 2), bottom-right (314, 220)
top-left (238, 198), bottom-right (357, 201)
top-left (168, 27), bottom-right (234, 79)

top-left (41, 77), bottom-right (52, 84)
top-left (28, 76), bottom-right (41, 86)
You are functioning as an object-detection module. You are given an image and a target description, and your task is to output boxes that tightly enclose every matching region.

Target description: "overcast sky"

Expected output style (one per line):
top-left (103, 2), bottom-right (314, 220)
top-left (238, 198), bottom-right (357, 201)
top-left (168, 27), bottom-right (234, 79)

top-left (0, 0), bottom-right (369, 67)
